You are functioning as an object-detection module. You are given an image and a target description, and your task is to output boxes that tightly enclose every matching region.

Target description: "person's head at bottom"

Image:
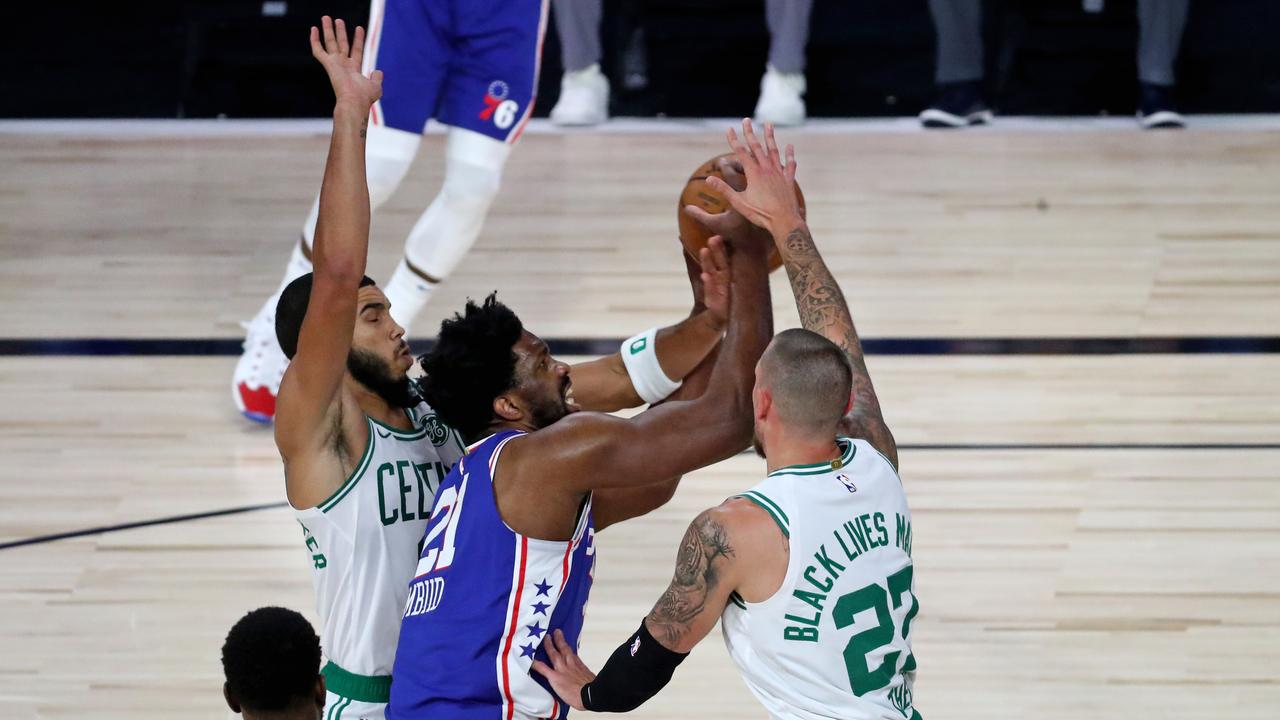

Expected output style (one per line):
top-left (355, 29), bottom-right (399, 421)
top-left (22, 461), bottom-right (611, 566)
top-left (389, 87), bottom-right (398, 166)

top-left (751, 328), bottom-right (853, 458)
top-left (221, 606), bottom-right (325, 719)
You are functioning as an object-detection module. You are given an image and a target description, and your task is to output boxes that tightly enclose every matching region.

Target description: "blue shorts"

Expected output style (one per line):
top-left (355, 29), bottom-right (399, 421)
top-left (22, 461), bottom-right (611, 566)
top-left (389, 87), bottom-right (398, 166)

top-left (364, 0), bottom-right (549, 143)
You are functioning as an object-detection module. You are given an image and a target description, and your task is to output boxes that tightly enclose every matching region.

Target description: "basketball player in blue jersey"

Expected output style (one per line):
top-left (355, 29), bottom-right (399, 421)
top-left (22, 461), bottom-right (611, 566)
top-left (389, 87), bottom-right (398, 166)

top-left (387, 137), bottom-right (779, 719)
top-left (234, 0), bottom-right (552, 422)
top-left (281, 22), bottom-right (740, 720)
top-left (533, 124), bottom-right (921, 720)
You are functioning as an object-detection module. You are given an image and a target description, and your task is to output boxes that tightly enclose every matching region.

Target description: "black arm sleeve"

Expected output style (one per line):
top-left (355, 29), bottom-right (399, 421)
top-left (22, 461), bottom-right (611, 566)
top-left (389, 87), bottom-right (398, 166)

top-left (580, 620), bottom-right (690, 713)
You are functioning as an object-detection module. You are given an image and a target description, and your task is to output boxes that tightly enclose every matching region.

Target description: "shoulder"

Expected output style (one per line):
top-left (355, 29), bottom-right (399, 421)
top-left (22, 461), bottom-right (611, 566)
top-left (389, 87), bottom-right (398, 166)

top-left (700, 498), bottom-right (787, 555)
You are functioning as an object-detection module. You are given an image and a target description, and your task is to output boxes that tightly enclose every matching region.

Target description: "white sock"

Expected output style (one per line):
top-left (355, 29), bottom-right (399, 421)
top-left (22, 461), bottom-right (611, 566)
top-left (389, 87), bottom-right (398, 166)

top-left (383, 259), bottom-right (438, 331)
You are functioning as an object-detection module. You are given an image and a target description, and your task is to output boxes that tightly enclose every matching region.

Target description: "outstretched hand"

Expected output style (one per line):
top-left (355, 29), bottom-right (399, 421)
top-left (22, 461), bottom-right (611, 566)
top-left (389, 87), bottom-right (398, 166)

top-left (310, 16), bottom-right (382, 109)
top-left (530, 630), bottom-right (596, 711)
top-left (707, 119), bottom-right (802, 237)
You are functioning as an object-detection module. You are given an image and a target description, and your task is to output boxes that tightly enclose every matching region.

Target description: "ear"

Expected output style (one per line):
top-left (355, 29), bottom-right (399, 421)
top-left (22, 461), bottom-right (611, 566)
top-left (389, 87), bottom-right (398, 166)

top-left (754, 384), bottom-right (771, 422)
top-left (493, 392), bottom-right (523, 423)
top-left (844, 388), bottom-right (855, 416)
top-left (314, 674), bottom-right (327, 712)
top-left (223, 682), bottom-right (241, 714)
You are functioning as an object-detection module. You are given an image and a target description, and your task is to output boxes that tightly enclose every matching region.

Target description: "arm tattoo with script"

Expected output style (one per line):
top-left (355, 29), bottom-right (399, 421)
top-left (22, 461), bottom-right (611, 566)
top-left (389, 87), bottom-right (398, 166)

top-left (780, 225), bottom-right (898, 469)
top-left (646, 511), bottom-right (735, 648)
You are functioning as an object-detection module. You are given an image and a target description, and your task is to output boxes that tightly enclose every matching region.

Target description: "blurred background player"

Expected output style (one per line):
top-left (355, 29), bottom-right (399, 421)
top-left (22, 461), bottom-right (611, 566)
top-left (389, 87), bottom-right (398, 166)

top-left (233, 0), bottom-right (552, 422)
top-left (221, 607), bottom-right (326, 720)
top-left (548, 0), bottom-right (813, 126)
top-left (533, 121), bottom-right (919, 720)
top-left (921, 0), bottom-right (1189, 129)
top-left (281, 18), bottom-right (731, 720)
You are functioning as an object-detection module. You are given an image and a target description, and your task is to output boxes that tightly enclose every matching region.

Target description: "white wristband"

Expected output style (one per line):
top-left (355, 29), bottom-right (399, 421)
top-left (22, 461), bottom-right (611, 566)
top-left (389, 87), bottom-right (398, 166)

top-left (620, 327), bottom-right (683, 405)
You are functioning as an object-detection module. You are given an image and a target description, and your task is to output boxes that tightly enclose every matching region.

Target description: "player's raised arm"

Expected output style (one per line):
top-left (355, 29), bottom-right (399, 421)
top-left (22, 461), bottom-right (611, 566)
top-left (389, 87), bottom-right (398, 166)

top-left (714, 123), bottom-right (898, 469)
top-left (516, 217), bottom-right (771, 491)
top-left (569, 246), bottom-right (727, 413)
top-left (274, 19), bottom-right (383, 468)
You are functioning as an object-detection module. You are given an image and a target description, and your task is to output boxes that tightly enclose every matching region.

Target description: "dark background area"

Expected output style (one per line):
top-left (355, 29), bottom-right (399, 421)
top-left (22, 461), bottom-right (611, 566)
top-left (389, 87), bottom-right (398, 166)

top-left (6, 0), bottom-right (1278, 119)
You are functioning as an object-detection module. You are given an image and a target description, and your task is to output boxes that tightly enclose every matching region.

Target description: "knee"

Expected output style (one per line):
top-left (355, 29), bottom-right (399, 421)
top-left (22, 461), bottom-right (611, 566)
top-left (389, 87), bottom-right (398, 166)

top-left (439, 155), bottom-right (504, 211)
top-left (365, 125), bottom-right (420, 205)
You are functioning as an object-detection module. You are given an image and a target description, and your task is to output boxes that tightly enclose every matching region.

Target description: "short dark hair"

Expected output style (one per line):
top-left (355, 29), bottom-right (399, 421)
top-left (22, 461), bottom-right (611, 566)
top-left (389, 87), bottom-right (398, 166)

top-left (419, 293), bottom-right (523, 442)
top-left (760, 329), bottom-right (853, 433)
top-left (276, 272), bottom-right (377, 359)
top-left (221, 606), bottom-right (321, 712)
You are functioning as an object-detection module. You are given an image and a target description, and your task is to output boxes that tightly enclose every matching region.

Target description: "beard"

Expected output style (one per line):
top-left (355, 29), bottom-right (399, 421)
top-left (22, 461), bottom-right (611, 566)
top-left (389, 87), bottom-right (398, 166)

top-left (752, 431), bottom-right (766, 459)
top-left (348, 347), bottom-right (416, 408)
top-left (526, 376), bottom-right (572, 430)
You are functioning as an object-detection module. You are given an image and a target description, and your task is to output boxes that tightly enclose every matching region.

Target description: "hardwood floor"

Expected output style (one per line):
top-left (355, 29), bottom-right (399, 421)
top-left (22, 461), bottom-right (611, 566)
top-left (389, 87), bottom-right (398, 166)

top-left (0, 120), bottom-right (1276, 719)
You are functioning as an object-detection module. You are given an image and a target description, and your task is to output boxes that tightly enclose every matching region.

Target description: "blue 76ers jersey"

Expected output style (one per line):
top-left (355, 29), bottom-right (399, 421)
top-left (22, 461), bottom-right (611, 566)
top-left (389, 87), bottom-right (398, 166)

top-left (389, 430), bottom-right (596, 720)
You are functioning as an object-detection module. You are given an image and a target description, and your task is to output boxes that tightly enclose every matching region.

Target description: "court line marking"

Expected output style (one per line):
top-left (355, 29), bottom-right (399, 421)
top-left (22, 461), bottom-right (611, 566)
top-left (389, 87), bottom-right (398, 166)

top-left (2, 336), bottom-right (1277, 357)
top-left (2, 443), bottom-right (1277, 552)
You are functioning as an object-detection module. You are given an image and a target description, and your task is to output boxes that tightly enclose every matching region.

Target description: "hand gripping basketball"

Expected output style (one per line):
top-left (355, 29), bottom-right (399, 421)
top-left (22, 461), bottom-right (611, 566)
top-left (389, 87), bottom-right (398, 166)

top-left (310, 16), bottom-right (383, 109)
top-left (709, 119), bottom-right (802, 238)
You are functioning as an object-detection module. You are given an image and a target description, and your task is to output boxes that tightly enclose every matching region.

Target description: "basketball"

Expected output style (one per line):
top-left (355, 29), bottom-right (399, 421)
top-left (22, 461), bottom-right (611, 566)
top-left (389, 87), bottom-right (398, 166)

top-left (677, 152), bottom-right (804, 272)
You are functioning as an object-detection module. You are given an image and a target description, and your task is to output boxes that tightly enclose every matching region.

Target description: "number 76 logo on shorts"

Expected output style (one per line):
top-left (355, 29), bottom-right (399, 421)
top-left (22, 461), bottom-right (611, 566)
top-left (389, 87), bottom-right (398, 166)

top-left (480, 80), bottom-right (520, 130)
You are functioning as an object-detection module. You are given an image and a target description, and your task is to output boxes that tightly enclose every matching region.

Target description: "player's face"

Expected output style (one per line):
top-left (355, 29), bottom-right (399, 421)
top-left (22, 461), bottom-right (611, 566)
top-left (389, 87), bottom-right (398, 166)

top-left (351, 285), bottom-right (412, 377)
top-left (347, 285), bottom-right (415, 408)
top-left (511, 330), bottom-right (578, 429)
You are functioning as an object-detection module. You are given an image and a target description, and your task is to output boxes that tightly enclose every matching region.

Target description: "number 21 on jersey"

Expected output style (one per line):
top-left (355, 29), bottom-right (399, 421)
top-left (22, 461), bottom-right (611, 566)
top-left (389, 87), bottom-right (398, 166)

top-left (415, 473), bottom-right (469, 578)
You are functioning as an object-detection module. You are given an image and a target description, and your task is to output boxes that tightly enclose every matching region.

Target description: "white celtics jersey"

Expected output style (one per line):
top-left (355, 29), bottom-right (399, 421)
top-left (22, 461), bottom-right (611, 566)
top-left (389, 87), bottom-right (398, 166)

top-left (722, 437), bottom-right (921, 720)
top-left (293, 402), bottom-right (466, 677)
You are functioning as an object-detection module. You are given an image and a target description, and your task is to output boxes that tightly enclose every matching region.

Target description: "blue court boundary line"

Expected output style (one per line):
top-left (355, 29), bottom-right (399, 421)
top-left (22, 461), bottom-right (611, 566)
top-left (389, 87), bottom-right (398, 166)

top-left (2, 442), bottom-right (1277, 551)
top-left (2, 336), bottom-right (1279, 357)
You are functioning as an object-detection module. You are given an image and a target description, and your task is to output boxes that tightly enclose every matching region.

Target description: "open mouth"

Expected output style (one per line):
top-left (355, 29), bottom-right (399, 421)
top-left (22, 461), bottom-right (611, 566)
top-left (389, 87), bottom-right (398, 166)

top-left (563, 381), bottom-right (580, 413)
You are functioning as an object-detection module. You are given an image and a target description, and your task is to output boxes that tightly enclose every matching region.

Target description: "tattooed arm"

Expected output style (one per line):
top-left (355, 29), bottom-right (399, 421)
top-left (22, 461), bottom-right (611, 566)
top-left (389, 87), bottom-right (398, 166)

top-left (644, 507), bottom-right (740, 650)
top-left (775, 222), bottom-right (898, 469)
top-left (532, 500), bottom-right (784, 710)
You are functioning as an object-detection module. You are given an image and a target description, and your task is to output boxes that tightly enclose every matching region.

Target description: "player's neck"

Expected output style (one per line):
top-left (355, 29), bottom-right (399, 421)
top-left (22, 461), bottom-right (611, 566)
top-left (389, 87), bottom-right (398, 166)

top-left (763, 432), bottom-right (841, 476)
top-left (346, 376), bottom-right (412, 430)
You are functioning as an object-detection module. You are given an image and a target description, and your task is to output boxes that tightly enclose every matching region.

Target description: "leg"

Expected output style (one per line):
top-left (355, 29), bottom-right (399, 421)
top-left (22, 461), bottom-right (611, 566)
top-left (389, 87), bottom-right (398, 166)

top-left (553, 0), bottom-right (602, 73)
top-left (929, 0), bottom-right (984, 84)
top-left (382, 0), bottom-right (549, 330)
top-left (765, 0), bottom-right (812, 74)
top-left (549, 0), bottom-right (609, 125)
top-left (382, 127), bottom-right (511, 328)
top-left (1136, 0), bottom-right (1189, 86)
top-left (754, 0), bottom-right (812, 126)
top-left (919, 0), bottom-right (990, 128)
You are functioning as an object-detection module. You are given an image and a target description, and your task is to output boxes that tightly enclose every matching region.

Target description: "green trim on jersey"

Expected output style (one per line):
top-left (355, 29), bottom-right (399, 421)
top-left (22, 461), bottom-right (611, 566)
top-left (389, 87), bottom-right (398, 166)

top-left (322, 661), bottom-right (391, 704)
top-left (738, 491), bottom-right (790, 538)
top-left (767, 437), bottom-right (857, 478)
top-left (318, 421), bottom-right (375, 513)
top-left (369, 409), bottom-right (427, 440)
top-left (729, 591), bottom-right (747, 609)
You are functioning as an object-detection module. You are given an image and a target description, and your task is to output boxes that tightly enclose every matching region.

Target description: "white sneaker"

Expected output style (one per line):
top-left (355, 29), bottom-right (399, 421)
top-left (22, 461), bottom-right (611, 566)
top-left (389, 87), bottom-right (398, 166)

top-left (753, 64), bottom-right (806, 127)
top-left (549, 64), bottom-right (610, 126)
top-left (232, 297), bottom-right (290, 424)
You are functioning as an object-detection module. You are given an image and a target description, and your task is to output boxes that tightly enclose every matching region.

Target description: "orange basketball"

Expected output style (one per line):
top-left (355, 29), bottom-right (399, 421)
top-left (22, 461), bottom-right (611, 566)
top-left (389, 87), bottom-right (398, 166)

top-left (677, 153), bottom-right (803, 272)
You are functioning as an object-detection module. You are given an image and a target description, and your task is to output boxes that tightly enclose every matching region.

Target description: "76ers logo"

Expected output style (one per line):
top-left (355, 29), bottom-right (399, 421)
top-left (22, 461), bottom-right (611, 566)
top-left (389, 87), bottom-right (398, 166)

top-left (480, 80), bottom-right (519, 130)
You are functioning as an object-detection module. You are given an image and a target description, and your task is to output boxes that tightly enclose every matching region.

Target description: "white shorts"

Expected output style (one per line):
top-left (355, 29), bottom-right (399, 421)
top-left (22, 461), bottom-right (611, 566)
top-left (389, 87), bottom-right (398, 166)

top-left (324, 691), bottom-right (386, 720)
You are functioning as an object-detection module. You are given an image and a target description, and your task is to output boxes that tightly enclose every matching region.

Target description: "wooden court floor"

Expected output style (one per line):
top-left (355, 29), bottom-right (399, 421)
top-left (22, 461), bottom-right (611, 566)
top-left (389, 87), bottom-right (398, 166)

top-left (1, 121), bottom-right (1278, 718)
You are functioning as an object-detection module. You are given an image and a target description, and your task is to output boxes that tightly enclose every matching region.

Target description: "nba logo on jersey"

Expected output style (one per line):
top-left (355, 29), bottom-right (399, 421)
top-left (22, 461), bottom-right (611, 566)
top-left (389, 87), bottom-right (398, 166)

top-left (480, 80), bottom-right (520, 130)
top-left (836, 473), bottom-right (857, 493)
top-left (629, 636), bottom-right (641, 656)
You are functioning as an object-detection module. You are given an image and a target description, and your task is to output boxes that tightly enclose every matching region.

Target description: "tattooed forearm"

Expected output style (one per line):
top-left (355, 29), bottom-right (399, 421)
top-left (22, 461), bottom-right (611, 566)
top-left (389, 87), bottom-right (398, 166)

top-left (778, 225), bottom-right (898, 469)
top-left (646, 511), bottom-right (734, 649)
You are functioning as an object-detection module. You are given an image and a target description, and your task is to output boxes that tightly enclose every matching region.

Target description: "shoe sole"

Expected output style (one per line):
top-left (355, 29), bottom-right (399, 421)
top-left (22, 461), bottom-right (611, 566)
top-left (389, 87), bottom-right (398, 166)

top-left (919, 108), bottom-right (993, 129)
top-left (232, 381), bottom-right (275, 425)
top-left (1138, 110), bottom-right (1185, 129)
